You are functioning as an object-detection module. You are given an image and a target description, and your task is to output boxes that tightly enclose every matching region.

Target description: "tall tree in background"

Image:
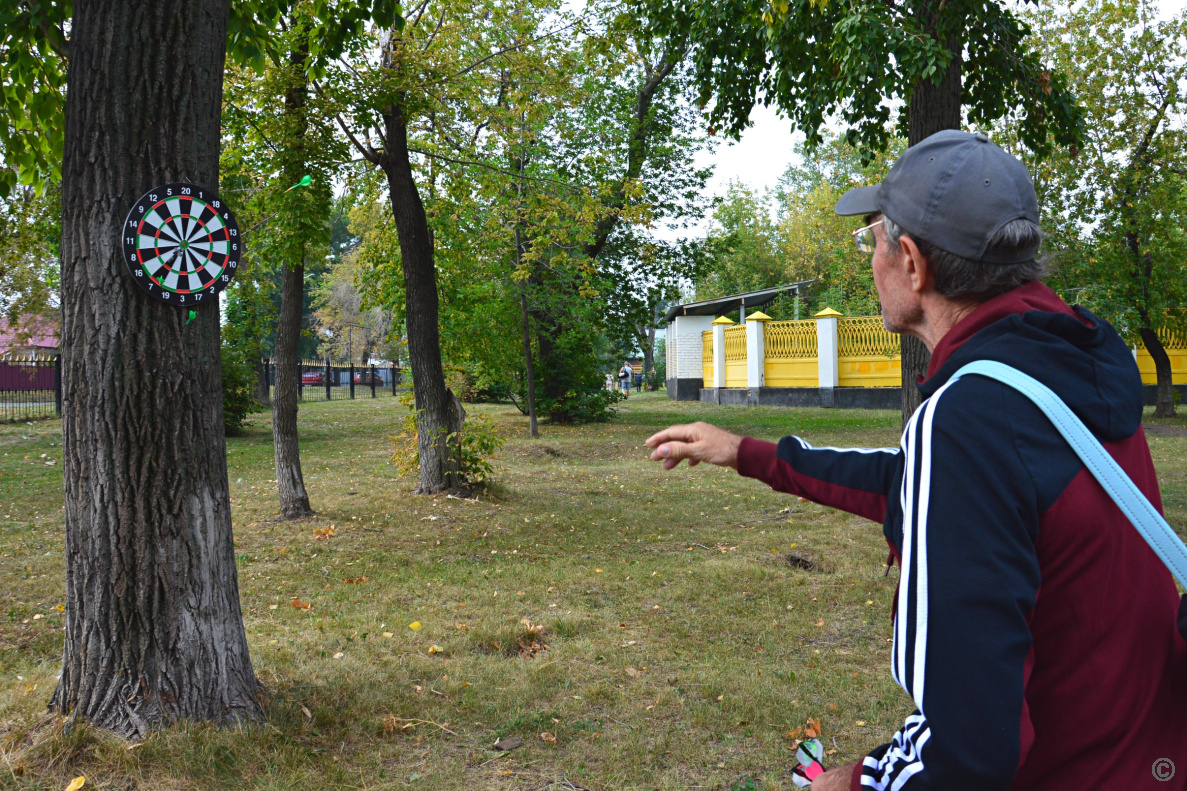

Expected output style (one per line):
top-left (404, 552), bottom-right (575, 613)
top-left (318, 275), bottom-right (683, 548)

top-left (1020, 0), bottom-right (1187, 417)
top-left (223, 0), bottom-right (397, 517)
top-left (52, 0), bottom-right (260, 736)
top-left (653, 0), bottom-right (1085, 421)
top-left (331, 3), bottom-right (484, 493)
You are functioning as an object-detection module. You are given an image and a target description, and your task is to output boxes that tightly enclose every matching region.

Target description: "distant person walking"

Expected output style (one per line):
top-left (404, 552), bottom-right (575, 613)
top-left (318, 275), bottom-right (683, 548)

top-left (618, 361), bottom-right (633, 395)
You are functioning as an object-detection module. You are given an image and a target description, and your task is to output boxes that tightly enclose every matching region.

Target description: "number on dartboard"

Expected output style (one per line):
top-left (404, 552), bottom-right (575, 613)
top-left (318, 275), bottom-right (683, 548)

top-left (120, 182), bottom-right (242, 306)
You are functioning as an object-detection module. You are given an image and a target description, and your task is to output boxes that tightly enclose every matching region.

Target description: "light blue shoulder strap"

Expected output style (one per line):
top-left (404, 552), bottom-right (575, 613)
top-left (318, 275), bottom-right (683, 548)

top-left (952, 359), bottom-right (1187, 589)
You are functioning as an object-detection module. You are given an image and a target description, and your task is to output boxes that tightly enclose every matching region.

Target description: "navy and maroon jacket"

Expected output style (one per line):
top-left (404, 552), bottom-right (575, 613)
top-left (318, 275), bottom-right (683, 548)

top-left (735, 282), bottom-right (1187, 789)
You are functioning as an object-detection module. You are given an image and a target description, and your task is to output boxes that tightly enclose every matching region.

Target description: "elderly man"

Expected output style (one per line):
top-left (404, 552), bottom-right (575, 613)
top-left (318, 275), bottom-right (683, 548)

top-left (646, 131), bottom-right (1186, 789)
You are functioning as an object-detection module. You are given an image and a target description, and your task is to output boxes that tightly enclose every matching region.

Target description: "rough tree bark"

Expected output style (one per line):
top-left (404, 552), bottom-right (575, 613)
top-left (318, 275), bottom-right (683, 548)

top-left (379, 111), bottom-right (464, 492)
top-left (378, 91), bottom-right (463, 491)
top-left (643, 324), bottom-right (657, 389)
top-left (271, 254), bottom-right (312, 517)
top-left (512, 143), bottom-right (539, 437)
top-left (1122, 100), bottom-right (1174, 418)
top-left (340, 31), bottom-right (463, 494)
top-left (270, 37), bottom-right (315, 519)
top-left (1139, 326), bottom-right (1176, 418)
top-left (899, 14), bottom-right (963, 425)
top-left (52, 0), bottom-right (260, 738)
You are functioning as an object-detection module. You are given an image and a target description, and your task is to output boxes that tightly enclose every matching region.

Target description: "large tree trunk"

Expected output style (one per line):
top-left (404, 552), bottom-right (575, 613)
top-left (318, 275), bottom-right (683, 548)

top-left (272, 257), bottom-right (312, 518)
top-left (1140, 327), bottom-right (1176, 418)
top-left (380, 95), bottom-right (462, 493)
top-left (271, 39), bottom-right (314, 520)
top-left (643, 325), bottom-right (656, 389)
top-left (256, 356), bottom-right (271, 408)
top-left (52, 0), bottom-right (260, 738)
top-left (900, 17), bottom-right (963, 424)
top-left (519, 284), bottom-right (539, 437)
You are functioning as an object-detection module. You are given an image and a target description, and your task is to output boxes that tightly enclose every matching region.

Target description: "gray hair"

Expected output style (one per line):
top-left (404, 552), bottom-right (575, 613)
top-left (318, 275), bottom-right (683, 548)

top-left (882, 216), bottom-right (1049, 303)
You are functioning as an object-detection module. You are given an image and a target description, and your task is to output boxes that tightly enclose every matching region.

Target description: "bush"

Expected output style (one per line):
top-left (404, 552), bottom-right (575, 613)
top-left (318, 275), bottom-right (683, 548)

top-left (536, 386), bottom-right (625, 423)
top-left (221, 343), bottom-right (260, 435)
top-left (391, 391), bottom-right (507, 487)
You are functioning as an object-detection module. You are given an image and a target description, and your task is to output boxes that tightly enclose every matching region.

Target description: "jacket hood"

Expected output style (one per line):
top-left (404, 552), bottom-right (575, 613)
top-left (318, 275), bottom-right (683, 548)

top-left (918, 281), bottom-right (1144, 442)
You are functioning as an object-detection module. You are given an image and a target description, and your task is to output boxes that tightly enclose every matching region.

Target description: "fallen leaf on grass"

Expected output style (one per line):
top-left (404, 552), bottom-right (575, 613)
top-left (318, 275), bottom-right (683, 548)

top-left (625, 667), bottom-right (639, 678)
top-left (382, 632), bottom-right (394, 638)
top-left (268, 604), bottom-right (278, 610)
top-left (333, 652), bottom-right (344, 659)
top-left (409, 621), bottom-right (422, 630)
top-left (291, 599), bottom-right (312, 610)
top-left (301, 705), bottom-right (312, 719)
top-left (343, 577), bottom-right (368, 584)
top-left (540, 731), bottom-right (557, 745)
top-left (455, 622), bottom-right (468, 631)
top-left (313, 526), bottom-right (337, 540)
top-left (428, 645), bottom-right (445, 654)
top-left (815, 619), bottom-right (825, 627)
top-left (65, 777), bottom-right (85, 791)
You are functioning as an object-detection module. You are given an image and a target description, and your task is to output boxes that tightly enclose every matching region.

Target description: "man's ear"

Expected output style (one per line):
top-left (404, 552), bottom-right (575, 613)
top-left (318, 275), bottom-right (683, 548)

top-left (898, 234), bottom-right (931, 295)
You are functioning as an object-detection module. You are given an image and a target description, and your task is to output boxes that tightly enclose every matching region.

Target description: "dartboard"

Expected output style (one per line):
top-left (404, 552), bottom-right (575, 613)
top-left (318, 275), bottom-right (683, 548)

top-left (121, 182), bottom-right (240, 305)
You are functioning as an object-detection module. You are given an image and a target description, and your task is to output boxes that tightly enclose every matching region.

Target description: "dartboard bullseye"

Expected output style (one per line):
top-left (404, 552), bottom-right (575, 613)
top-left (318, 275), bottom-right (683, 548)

top-left (120, 182), bottom-right (241, 305)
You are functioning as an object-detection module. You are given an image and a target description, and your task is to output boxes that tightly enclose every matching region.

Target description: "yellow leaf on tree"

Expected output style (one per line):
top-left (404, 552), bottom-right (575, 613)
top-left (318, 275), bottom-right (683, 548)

top-left (65, 777), bottom-right (86, 791)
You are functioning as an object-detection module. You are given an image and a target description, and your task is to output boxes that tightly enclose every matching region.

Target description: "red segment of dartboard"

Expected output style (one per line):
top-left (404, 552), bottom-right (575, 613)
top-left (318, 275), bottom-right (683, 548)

top-left (120, 182), bottom-right (241, 306)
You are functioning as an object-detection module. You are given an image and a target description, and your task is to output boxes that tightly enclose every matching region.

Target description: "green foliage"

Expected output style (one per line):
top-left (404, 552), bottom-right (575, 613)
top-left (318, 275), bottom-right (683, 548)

top-left (221, 339), bottom-right (261, 435)
top-left (536, 383), bottom-right (625, 425)
top-left (325, 0), bottom-right (708, 425)
top-left (391, 391), bottom-right (508, 487)
top-left (1005, 0), bottom-right (1187, 343)
top-left (644, 0), bottom-right (1084, 160)
top-left (0, 2), bottom-right (68, 198)
top-left (0, 185), bottom-right (60, 325)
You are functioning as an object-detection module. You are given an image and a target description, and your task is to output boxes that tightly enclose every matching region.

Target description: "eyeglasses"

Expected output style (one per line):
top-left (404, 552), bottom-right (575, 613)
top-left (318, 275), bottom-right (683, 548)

top-left (851, 218), bottom-right (883, 255)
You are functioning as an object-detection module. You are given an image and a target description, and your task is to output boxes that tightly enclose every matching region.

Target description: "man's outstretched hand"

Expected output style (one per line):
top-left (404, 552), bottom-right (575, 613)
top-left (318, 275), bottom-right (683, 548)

top-left (645, 422), bottom-right (743, 470)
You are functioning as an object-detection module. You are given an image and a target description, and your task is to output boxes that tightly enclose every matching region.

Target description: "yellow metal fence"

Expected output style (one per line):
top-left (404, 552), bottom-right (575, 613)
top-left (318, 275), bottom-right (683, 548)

top-left (724, 326), bottom-right (747, 387)
top-left (697, 312), bottom-right (1187, 390)
top-left (838, 317), bottom-right (901, 387)
top-left (765, 320), bottom-right (817, 387)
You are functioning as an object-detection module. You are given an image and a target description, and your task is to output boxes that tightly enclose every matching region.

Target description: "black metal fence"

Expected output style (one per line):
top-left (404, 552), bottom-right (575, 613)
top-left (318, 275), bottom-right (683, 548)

top-left (0, 354), bottom-right (403, 422)
top-left (259, 359), bottom-right (403, 403)
top-left (0, 353), bottom-right (60, 422)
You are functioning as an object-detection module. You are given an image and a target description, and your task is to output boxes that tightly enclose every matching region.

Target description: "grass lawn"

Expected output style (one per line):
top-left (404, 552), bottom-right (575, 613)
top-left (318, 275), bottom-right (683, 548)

top-left (1, 391), bottom-right (1184, 790)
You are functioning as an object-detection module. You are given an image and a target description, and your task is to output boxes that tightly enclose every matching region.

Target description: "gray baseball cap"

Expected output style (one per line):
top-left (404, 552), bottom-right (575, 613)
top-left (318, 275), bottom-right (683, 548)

top-left (835, 130), bottom-right (1040, 264)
